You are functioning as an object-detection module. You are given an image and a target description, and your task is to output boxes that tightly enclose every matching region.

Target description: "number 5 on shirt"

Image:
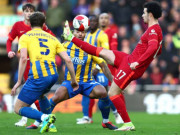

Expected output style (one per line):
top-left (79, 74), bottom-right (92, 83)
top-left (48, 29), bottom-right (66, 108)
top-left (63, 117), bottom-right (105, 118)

top-left (38, 38), bottom-right (50, 55)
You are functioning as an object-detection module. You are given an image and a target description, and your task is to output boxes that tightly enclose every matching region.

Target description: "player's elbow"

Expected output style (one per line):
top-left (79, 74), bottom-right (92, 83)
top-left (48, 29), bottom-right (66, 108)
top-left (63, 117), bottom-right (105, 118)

top-left (65, 57), bottom-right (72, 64)
top-left (20, 56), bottom-right (27, 63)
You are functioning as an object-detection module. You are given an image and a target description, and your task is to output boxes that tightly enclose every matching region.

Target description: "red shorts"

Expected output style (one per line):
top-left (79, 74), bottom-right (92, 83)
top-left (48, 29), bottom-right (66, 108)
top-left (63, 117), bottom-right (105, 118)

top-left (23, 60), bottom-right (30, 81)
top-left (112, 51), bottom-right (146, 90)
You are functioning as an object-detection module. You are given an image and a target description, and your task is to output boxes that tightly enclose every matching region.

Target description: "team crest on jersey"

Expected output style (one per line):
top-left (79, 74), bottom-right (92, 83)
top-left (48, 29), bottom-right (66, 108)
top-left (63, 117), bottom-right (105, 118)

top-left (149, 29), bottom-right (157, 35)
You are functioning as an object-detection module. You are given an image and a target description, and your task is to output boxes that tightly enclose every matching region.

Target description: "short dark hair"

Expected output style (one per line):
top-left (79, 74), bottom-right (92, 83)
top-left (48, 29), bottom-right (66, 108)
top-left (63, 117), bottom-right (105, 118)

top-left (30, 12), bottom-right (45, 28)
top-left (22, 3), bottom-right (35, 11)
top-left (144, 1), bottom-right (162, 19)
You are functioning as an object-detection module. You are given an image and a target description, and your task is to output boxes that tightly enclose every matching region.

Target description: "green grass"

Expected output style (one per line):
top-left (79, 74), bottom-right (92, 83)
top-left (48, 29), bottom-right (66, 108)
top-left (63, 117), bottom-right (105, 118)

top-left (0, 112), bottom-right (180, 135)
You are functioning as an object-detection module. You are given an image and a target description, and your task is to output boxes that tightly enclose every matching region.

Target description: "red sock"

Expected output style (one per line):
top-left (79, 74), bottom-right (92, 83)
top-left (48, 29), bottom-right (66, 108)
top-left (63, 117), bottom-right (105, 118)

top-left (110, 95), bottom-right (131, 123)
top-left (72, 37), bottom-right (103, 56)
top-left (120, 94), bottom-right (125, 103)
top-left (89, 99), bottom-right (95, 118)
top-left (34, 100), bottom-right (40, 111)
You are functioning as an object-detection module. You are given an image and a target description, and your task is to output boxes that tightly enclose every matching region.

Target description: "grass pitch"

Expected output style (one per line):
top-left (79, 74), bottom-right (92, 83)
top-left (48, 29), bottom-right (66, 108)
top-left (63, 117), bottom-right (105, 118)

top-left (0, 112), bottom-right (179, 135)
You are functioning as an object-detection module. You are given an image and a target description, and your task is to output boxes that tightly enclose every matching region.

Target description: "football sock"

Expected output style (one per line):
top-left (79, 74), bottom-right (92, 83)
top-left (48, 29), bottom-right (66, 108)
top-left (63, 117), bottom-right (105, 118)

top-left (89, 99), bottom-right (95, 118)
top-left (41, 114), bottom-right (49, 121)
top-left (72, 37), bottom-right (103, 56)
top-left (110, 95), bottom-right (131, 123)
top-left (110, 100), bottom-right (116, 112)
top-left (49, 98), bottom-right (56, 112)
top-left (82, 96), bottom-right (90, 117)
top-left (19, 107), bottom-right (43, 121)
top-left (39, 96), bottom-right (51, 114)
top-left (98, 96), bottom-right (110, 119)
top-left (102, 119), bottom-right (109, 123)
top-left (33, 121), bottom-right (40, 127)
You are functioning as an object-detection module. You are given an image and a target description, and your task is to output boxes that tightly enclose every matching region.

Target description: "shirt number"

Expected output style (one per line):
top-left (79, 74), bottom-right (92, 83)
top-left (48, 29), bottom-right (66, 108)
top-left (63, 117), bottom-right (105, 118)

top-left (116, 70), bottom-right (126, 80)
top-left (98, 75), bottom-right (105, 83)
top-left (39, 38), bottom-right (50, 55)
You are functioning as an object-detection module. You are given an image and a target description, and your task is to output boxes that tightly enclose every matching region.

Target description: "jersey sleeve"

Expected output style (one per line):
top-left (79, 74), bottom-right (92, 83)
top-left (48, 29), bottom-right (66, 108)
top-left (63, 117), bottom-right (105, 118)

top-left (8, 22), bottom-right (18, 40)
top-left (99, 32), bottom-right (109, 49)
top-left (18, 34), bottom-right (28, 51)
top-left (42, 24), bottom-right (55, 37)
top-left (137, 28), bottom-right (160, 65)
top-left (56, 40), bottom-right (66, 54)
top-left (92, 56), bottom-right (104, 65)
top-left (7, 22), bottom-right (18, 52)
top-left (110, 32), bottom-right (118, 50)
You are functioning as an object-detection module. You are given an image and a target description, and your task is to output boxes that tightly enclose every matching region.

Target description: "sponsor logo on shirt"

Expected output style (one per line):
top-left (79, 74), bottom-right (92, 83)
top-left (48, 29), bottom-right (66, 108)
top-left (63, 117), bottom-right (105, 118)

top-left (20, 31), bottom-right (24, 33)
top-left (70, 56), bottom-right (85, 65)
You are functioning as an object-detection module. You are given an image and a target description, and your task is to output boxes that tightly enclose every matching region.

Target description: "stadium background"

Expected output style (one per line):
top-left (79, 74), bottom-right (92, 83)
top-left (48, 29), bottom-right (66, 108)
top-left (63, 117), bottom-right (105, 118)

top-left (0, 0), bottom-right (179, 114)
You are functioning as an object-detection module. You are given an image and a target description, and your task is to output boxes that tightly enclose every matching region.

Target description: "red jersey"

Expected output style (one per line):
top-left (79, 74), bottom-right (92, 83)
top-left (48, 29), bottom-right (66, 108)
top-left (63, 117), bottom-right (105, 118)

top-left (6, 21), bottom-right (54, 53)
top-left (104, 27), bottom-right (118, 50)
top-left (129, 24), bottom-right (163, 69)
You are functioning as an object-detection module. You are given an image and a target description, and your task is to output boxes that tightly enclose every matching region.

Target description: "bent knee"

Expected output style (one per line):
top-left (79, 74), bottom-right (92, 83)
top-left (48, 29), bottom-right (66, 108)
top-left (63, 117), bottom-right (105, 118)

top-left (14, 106), bottom-right (20, 114)
top-left (99, 91), bottom-right (107, 98)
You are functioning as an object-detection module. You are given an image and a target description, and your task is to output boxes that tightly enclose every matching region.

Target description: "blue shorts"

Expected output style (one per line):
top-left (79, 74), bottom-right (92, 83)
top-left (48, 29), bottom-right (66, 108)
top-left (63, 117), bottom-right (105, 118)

top-left (61, 80), bottom-right (100, 98)
top-left (94, 73), bottom-right (108, 87)
top-left (18, 74), bottom-right (58, 105)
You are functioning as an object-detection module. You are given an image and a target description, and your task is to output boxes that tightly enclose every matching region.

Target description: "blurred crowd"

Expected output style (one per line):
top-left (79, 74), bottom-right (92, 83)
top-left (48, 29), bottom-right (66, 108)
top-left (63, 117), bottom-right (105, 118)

top-left (8, 0), bottom-right (180, 87)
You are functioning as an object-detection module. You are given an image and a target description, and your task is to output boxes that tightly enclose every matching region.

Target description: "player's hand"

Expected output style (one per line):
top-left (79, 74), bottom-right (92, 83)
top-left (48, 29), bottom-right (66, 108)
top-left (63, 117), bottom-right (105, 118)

top-left (71, 80), bottom-right (79, 91)
top-left (130, 62), bottom-right (139, 70)
top-left (8, 51), bottom-right (15, 58)
top-left (11, 81), bottom-right (21, 96)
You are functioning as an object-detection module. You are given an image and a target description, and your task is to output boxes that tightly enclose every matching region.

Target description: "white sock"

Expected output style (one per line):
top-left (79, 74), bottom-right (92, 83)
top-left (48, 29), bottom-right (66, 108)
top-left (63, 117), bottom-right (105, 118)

top-left (83, 116), bottom-right (89, 119)
top-left (102, 119), bottom-right (109, 123)
top-left (41, 114), bottom-right (48, 121)
top-left (112, 110), bottom-right (118, 115)
top-left (33, 121), bottom-right (40, 127)
top-left (22, 116), bottom-right (28, 122)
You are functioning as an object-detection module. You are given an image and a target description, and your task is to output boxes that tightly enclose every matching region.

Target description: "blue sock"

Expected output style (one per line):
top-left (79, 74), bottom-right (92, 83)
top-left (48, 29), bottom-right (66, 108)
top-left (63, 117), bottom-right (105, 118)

top-left (49, 98), bottom-right (56, 112)
top-left (19, 107), bottom-right (43, 121)
top-left (98, 96), bottom-right (110, 119)
top-left (39, 96), bottom-right (51, 114)
top-left (110, 100), bottom-right (116, 112)
top-left (82, 96), bottom-right (90, 117)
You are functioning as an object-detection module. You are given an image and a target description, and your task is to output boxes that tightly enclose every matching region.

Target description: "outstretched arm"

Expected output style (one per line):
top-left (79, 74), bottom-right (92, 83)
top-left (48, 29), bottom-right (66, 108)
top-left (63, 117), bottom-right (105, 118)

top-left (58, 51), bottom-right (78, 90)
top-left (11, 48), bottom-right (27, 96)
top-left (98, 62), bottom-right (113, 82)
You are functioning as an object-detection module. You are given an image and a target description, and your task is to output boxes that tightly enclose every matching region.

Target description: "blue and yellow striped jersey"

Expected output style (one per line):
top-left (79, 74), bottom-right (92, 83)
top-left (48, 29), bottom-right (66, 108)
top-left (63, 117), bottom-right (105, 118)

top-left (84, 28), bottom-right (109, 73)
top-left (18, 28), bottom-right (65, 79)
top-left (63, 41), bottom-right (103, 82)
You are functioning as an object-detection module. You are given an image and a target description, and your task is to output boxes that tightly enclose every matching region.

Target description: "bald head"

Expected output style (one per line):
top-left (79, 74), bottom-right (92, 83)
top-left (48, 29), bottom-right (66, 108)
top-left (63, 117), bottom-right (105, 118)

top-left (99, 13), bottom-right (110, 29)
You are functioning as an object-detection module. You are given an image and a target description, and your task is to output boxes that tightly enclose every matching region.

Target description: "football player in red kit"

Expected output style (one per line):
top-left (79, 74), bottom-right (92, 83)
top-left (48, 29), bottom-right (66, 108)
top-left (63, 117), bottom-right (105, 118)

top-left (63, 1), bottom-right (163, 131)
top-left (6, 3), bottom-right (54, 128)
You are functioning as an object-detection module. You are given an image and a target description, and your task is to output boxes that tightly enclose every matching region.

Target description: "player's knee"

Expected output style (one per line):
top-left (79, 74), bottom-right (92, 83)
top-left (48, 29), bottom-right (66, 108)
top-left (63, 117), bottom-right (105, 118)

top-left (100, 90), bottom-right (107, 98)
top-left (14, 106), bottom-right (20, 114)
top-left (108, 90), bottom-right (116, 97)
top-left (53, 87), bottom-right (68, 104)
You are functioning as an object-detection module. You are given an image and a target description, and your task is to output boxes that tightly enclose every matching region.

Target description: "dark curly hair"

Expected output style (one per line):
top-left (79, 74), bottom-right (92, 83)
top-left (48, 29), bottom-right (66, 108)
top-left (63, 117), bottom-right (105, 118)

top-left (30, 12), bottom-right (45, 28)
top-left (22, 3), bottom-right (35, 11)
top-left (144, 1), bottom-right (162, 19)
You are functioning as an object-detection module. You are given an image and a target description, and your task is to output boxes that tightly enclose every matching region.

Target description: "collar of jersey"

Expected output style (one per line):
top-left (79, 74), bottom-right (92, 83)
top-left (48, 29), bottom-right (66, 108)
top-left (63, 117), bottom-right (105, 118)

top-left (32, 28), bottom-right (42, 31)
